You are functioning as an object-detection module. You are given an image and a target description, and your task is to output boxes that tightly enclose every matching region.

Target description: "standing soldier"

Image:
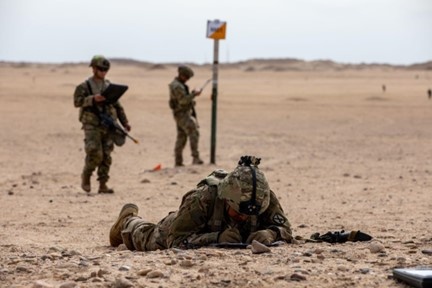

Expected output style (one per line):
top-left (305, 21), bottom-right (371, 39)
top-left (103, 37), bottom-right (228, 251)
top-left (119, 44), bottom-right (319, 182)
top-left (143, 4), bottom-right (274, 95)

top-left (428, 89), bottom-right (431, 100)
top-left (74, 55), bottom-right (131, 194)
top-left (169, 65), bottom-right (203, 167)
top-left (109, 156), bottom-right (293, 250)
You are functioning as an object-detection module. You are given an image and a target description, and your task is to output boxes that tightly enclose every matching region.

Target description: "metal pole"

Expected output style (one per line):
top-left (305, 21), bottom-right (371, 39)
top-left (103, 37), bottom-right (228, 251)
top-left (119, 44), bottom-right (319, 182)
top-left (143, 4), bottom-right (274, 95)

top-left (210, 39), bottom-right (219, 164)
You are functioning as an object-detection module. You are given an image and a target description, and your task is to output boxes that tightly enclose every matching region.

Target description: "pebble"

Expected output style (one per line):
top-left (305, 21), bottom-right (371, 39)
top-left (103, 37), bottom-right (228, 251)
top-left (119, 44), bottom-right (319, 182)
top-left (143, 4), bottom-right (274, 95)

top-left (368, 242), bottom-right (385, 253)
top-left (290, 273), bottom-right (307, 281)
top-left (421, 249), bottom-right (432, 255)
top-left (180, 260), bottom-right (194, 267)
top-left (74, 276), bottom-right (87, 282)
top-left (116, 244), bottom-right (129, 251)
top-left (396, 257), bottom-right (406, 263)
top-left (137, 268), bottom-right (152, 276)
top-left (337, 265), bottom-right (349, 272)
top-left (251, 240), bottom-right (271, 254)
top-left (119, 265), bottom-right (131, 271)
top-left (164, 259), bottom-right (177, 265)
top-left (197, 254), bottom-right (207, 261)
top-left (56, 263), bottom-right (78, 269)
top-left (113, 277), bottom-right (134, 288)
top-left (147, 270), bottom-right (164, 278)
top-left (359, 268), bottom-right (370, 274)
top-left (97, 269), bottom-right (109, 277)
top-left (59, 282), bottom-right (78, 288)
top-left (16, 265), bottom-right (32, 273)
top-left (33, 280), bottom-right (53, 288)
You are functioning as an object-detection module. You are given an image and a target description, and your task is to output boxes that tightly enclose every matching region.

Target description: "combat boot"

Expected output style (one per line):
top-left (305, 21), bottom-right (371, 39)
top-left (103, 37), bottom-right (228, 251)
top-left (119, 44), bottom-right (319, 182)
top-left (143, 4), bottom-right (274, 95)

top-left (81, 173), bottom-right (91, 193)
top-left (109, 203), bottom-right (139, 247)
top-left (175, 155), bottom-right (184, 167)
top-left (98, 181), bottom-right (114, 194)
top-left (192, 157), bottom-right (204, 165)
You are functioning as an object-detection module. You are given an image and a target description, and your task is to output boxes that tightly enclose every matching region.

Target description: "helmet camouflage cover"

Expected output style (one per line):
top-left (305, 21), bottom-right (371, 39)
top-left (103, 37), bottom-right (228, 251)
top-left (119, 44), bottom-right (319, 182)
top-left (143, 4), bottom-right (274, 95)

top-left (89, 55), bottom-right (110, 69)
top-left (217, 156), bottom-right (270, 215)
top-left (178, 65), bottom-right (194, 78)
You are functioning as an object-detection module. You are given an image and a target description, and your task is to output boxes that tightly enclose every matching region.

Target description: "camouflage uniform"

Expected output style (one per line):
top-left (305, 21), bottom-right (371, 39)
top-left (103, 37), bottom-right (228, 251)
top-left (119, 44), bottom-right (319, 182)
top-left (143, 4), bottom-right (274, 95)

top-left (169, 66), bottom-right (201, 166)
top-left (73, 56), bottom-right (129, 189)
top-left (113, 164), bottom-right (293, 251)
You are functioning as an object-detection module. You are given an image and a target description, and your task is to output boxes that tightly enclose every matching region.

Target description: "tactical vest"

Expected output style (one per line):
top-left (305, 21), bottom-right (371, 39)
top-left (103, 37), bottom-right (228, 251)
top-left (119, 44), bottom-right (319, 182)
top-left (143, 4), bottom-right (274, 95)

top-left (197, 169), bottom-right (258, 233)
top-left (169, 79), bottom-right (192, 114)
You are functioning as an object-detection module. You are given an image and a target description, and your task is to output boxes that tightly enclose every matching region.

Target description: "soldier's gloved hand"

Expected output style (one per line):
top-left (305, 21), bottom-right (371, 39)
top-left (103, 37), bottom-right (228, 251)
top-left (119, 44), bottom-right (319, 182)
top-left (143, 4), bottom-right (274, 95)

top-left (192, 89), bottom-right (202, 97)
top-left (246, 229), bottom-right (277, 245)
top-left (218, 227), bottom-right (242, 243)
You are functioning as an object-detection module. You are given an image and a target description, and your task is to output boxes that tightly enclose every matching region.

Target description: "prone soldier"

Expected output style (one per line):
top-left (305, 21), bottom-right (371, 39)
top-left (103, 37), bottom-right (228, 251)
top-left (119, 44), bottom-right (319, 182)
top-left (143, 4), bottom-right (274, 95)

top-left (109, 156), bottom-right (293, 250)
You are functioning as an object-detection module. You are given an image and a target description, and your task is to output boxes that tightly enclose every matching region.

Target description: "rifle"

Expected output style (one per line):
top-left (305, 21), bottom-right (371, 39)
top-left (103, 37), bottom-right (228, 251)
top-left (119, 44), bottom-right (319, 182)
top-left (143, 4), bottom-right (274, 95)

top-left (99, 112), bottom-right (139, 144)
top-left (310, 230), bottom-right (372, 243)
top-left (190, 79), bottom-right (211, 126)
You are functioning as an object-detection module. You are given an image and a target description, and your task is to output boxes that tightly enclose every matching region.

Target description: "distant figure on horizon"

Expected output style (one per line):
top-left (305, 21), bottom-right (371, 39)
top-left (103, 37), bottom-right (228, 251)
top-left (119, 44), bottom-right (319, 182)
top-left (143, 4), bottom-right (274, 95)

top-left (382, 84), bottom-right (386, 93)
top-left (428, 89), bottom-right (431, 100)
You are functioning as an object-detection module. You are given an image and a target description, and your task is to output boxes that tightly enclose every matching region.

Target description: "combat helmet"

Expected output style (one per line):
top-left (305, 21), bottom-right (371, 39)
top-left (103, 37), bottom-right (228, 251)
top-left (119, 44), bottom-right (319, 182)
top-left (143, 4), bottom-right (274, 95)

top-left (218, 156), bottom-right (270, 215)
top-left (89, 55), bottom-right (110, 70)
top-left (178, 65), bottom-right (194, 78)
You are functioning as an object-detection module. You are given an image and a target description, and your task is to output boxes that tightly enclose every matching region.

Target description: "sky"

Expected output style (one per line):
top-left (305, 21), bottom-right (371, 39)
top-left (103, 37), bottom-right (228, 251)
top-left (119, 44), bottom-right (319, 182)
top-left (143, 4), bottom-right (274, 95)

top-left (0, 0), bottom-right (431, 65)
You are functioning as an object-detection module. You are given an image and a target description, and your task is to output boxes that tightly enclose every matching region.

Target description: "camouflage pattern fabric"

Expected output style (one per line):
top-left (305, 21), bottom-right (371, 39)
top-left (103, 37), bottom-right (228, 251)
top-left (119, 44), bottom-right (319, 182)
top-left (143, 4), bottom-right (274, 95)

top-left (74, 78), bottom-right (129, 181)
top-left (178, 65), bottom-right (194, 78)
top-left (120, 181), bottom-right (293, 251)
top-left (89, 55), bottom-right (110, 69)
top-left (82, 125), bottom-right (113, 182)
top-left (218, 165), bottom-right (271, 215)
top-left (168, 78), bottom-right (200, 165)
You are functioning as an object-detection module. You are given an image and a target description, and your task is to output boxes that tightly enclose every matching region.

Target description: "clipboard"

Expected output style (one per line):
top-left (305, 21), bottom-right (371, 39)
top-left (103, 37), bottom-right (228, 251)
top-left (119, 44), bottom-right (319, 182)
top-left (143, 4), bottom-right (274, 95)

top-left (102, 83), bottom-right (128, 104)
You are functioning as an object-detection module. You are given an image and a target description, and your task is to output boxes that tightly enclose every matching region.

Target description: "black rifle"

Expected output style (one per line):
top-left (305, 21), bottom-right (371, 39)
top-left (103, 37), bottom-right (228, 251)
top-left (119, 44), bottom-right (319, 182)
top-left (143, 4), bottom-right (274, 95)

top-left (99, 112), bottom-right (139, 144)
top-left (310, 230), bottom-right (372, 243)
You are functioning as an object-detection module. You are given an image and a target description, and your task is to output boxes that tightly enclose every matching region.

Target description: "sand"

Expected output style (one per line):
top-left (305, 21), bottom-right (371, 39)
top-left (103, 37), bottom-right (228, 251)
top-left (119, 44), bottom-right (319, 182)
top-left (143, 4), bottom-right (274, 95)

top-left (0, 60), bottom-right (431, 287)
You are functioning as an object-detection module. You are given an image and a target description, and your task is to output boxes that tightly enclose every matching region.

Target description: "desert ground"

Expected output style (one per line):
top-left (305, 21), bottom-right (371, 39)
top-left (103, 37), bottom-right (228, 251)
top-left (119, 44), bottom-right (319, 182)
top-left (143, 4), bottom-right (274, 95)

top-left (0, 59), bottom-right (431, 288)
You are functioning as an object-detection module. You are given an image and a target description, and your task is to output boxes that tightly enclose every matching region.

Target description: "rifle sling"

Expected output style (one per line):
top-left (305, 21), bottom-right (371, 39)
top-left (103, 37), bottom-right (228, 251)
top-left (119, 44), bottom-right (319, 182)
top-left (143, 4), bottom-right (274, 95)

top-left (85, 80), bottom-right (108, 123)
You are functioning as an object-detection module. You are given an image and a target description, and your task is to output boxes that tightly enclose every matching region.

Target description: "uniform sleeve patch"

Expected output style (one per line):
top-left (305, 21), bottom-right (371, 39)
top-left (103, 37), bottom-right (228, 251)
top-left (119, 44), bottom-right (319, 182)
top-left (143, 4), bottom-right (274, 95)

top-left (273, 213), bottom-right (286, 225)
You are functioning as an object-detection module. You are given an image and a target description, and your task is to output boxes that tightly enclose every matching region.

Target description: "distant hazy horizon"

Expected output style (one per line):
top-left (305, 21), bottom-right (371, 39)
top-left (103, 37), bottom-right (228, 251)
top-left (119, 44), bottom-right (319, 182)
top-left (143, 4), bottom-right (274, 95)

top-left (1, 0), bottom-right (431, 65)
top-left (1, 56), bottom-right (431, 67)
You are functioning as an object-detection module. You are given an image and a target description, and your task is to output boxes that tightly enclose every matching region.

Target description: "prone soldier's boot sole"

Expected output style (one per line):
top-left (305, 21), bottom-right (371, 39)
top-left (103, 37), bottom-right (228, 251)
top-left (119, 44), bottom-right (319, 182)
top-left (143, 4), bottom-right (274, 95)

top-left (109, 203), bottom-right (139, 247)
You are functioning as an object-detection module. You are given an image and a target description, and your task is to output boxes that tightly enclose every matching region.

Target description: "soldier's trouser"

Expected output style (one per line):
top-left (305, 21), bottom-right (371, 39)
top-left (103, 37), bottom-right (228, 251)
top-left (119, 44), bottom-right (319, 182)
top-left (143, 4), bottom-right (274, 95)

top-left (174, 115), bottom-right (200, 164)
top-left (82, 126), bottom-right (114, 182)
top-left (122, 214), bottom-right (175, 251)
